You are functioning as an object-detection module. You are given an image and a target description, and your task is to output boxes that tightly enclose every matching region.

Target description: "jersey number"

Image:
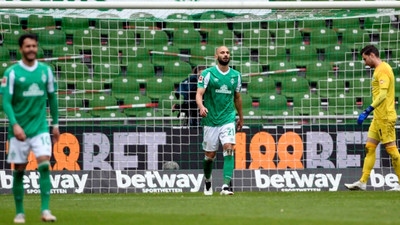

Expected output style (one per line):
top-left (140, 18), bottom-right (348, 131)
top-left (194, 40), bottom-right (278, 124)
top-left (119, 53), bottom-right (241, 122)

top-left (41, 136), bottom-right (51, 146)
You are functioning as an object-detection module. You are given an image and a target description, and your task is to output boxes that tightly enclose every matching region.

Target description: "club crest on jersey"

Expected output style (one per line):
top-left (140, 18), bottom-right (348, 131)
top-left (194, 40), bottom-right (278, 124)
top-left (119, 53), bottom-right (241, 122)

top-left (19, 77), bottom-right (25, 82)
top-left (380, 80), bottom-right (384, 84)
top-left (215, 84), bottom-right (232, 94)
top-left (231, 78), bottom-right (234, 85)
top-left (23, 83), bottom-right (44, 97)
top-left (41, 71), bottom-right (47, 83)
top-left (1, 77), bottom-right (7, 87)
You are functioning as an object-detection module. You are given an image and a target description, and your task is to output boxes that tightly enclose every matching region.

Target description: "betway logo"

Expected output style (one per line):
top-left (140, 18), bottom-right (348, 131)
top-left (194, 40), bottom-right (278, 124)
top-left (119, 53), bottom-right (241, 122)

top-left (116, 171), bottom-right (203, 192)
top-left (255, 170), bottom-right (342, 191)
top-left (0, 171), bottom-right (87, 193)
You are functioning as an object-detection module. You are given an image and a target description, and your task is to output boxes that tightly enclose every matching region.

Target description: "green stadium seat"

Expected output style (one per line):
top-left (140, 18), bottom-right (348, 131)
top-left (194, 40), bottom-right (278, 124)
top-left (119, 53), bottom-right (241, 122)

top-left (309, 28), bottom-right (338, 47)
top-left (318, 78), bottom-right (346, 98)
top-left (207, 29), bottom-right (236, 47)
top-left (340, 28), bottom-right (369, 44)
top-left (232, 14), bottom-right (264, 34)
top-left (129, 12), bottom-right (157, 28)
top-left (72, 29), bottom-right (102, 47)
top-left (199, 11), bottom-right (228, 30)
top-left (37, 29), bottom-right (66, 51)
top-left (145, 77), bottom-right (175, 100)
top-left (121, 46), bottom-right (150, 65)
top-left (157, 93), bottom-right (183, 117)
top-left (92, 111), bottom-right (127, 125)
top-left (163, 61), bottom-right (193, 83)
top-left (379, 28), bottom-right (400, 49)
top-left (281, 76), bottom-right (310, 98)
top-left (189, 44), bottom-right (216, 66)
top-left (2, 30), bottom-right (27, 51)
top-left (325, 44), bottom-right (352, 63)
top-left (258, 46), bottom-right (287, 63)
top-left (173, 28), bottom-right (202, 49)
top-left (342, 61), bottom-right (367, 79)
top-left (107, 30), bottom-right (136, 49)
top-left (122, 94), bottom-right (152, 117)
top-left (234, 61), bottom-right (262, 83)
top-left (299, 19), bottom-right (327, 29)
top-left (136, 30), bottom-right (168, 48)
top-left (90, 46), bottom-right (120, 64)
top-left (27, 14), bottom-right (55, 29)
top-left (126, 61), bottom-right (155, 80)
top-left (268, 61), bottom-right (298, 82)
top-left (166, 13), bottom-right (194, 29)
top-left (259, 94), bottom-right (288, 115)
top-left (247, 76), bottom-right (276, 99)
top-left (96, 18), bottom-right (124, 30)
top-left (112, 77), bottom-right (140, 100)
top-left (240, 93), bottom-right (254, 110)
top-left (270, 28), bottom-right (303, 47)
top-left (289, 45), bottom-right (318, 63)
top-left (57, 62), bottom-right (89, 80)
top-left (88, 94), bottom-right (118, 117)
top-left (93, 63), bottom-right (121, 79)
top-left (364, 16), bottom-right (391, 30)
top-left (151, 45), bottom-right (180, 66)
top-left (63, 111), bottom-right (94, 125)
top-left (230, 45), bottom-right (251, 63)
top-left (58, 95), bottom-right (83, 117)
top-left (328, 94), bottom-right (356, 115)
top-left (306, 62), bottom-right (332, 83)
top-left (52, 45), bottom-right (79, 58)
top-left (292, 93), bottom-right (321, 115)
top-left (0, 62), bottom-right (11, 77)
top-left (349, 77), bottom-right (372, 98)
top-left (332, 18), bottom-right (361, 29)
top-left (61, 15), bottom-right (90, 34)
top-left (0, 47), bottom-right (10, 62)
top-left (242, 29), bottom-right (270, 47)
top-left (0, 14), bottom-right (21, 30)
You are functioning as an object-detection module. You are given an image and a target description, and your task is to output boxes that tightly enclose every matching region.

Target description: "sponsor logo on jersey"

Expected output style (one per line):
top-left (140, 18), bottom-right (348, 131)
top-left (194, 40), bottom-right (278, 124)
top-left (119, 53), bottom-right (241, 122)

top-left (1, 77), bottom-right (7, 87)
top-left (23, 83), bottom-right (44, 97)
top-left (215, 84), bottom-right (232, 94)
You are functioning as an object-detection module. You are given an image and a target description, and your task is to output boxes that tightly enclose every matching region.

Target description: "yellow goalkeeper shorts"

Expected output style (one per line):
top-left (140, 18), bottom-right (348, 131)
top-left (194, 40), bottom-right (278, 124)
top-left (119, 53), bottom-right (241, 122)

top-left (368, 119), bottom-right (396, 144)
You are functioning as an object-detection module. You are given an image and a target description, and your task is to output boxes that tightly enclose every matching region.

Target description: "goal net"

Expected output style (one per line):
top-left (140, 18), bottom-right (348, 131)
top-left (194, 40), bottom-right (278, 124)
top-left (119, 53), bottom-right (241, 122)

top-left (0, 2), bottom-right (399, 193)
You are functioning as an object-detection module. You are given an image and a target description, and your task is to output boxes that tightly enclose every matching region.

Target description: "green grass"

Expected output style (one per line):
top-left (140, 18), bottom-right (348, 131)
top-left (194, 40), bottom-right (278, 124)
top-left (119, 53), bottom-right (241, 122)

top-left (0, 192), bottom-right (399, 225)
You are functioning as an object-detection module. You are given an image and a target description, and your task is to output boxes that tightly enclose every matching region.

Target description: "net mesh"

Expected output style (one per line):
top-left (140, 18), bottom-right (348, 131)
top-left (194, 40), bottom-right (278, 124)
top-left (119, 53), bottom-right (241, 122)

top-left (1, 7), bottom-right (400, 192)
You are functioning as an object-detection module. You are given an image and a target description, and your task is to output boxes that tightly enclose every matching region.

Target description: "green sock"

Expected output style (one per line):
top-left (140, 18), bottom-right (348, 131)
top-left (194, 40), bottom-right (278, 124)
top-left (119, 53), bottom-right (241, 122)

top-left (13, 170), bottom-right (25, 214)
top-left (38, 162), bottom-right (51, 212)
top-left (223, 149), bottom-right (234, 185)
top-left (203, 156), bottom-right (214, 180)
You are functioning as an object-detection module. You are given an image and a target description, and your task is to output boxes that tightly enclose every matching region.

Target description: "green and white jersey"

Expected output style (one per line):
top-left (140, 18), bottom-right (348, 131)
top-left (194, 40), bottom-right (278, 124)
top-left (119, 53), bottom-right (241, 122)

top-left (198, 66), bottom-right (241, 127)
top-left (1, 60), bottom-right (58, 138)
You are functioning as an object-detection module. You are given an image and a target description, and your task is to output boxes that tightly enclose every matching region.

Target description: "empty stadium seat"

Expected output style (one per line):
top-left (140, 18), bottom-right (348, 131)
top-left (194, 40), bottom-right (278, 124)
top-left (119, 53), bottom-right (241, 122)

top-left (163, 61), bottom-right (193, 83)
top-left (189, 44), bottom-right (216, 66)
top-left (52, 45), bottom-right (79, 58)
top-left (91, 46), bottom-right (120, 64)
top-left (349, 77), bottom-right (372, 97)
top-left (232, 13), bottom-right (264, 34)
top-left (129, 12), bottom-right (157, 28)
top-left (259, 94), bottom-right (288, 115)
top-left (289, 45), bottom-right (318, 63)
top-left (309, 28), bottom-right (338, 47)
top-left (199, 11), bottom-right (228, 30)
top-left (107, 30), bottom-right (136, 49)
top-left (379, 28), bottom-right (400, 49)
top-left (0, 14), bottom-right (20, 30)
top-left (332, 18), bottom-right (361, 29)
top-left (328, 94), bottom-right (357, 115)
top-left (125, 62), bottom-right (155, 80)
top-left (247, 77), bottom-right (276, 99)
top-left (72, 29), bottom-right (102, 47)
top-left (151, 45), bottom-right (181, 66)
top-left (61, 15), bottom-right (90, 34)
top-left (270, 28), bottom-right (303, 47)
top-left (268, 61), bottom-right (298, 82)
top-left (136, 30), bottom-right (168, 48)
top-left (37, 29), bottom-right (67, 51)
top-left (292, 93), bottom-right (321, 115)
top-left (0, 47), bottom-right (10, 62)
top-left (157, 93), bottom-right (183, 117)
top-left (27, 14), bottom-right (55, 29)
top-left (306, 62), bottom-right (332, 83)
top-left (230, 45), bottom-right (251, 63)
top-left (123, 94), bottom-right (153, 117)
top-left (207, 29), bottom-right (236, 47)
top-left (325, 44), bottom-right (352, 63)
top-left (93, 63), bottom-right (121, 79)
top-left (281, 76), bottom-right (310, 98)
top-left (340, 28), bottom-right (369, 44)
top-left (112, 77), bottom-right (140, 100)
top-left (121, 46), bottom-right (151, 64)
top-left (242, 29), bottom-right (270, 47)
top-left (318, 78), bottom-right (346, 98)
top-left (145, 76), bottom-right (175, 100)
top-left (258, 46), bottom-right (287, 64)
top-left (2, 29), bottom-right (27, 50)
top-left (166, 13), bottom-right (194, 29)
top-left (173, 28), bottom-right (202, 49)
top-left (234, 61), bottom-right (263, 83)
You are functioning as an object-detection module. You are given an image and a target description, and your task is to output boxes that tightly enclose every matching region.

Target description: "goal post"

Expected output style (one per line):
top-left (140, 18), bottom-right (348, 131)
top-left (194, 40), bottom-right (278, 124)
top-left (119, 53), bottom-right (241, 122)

top-left (0, 1), bottom-right (400, 193)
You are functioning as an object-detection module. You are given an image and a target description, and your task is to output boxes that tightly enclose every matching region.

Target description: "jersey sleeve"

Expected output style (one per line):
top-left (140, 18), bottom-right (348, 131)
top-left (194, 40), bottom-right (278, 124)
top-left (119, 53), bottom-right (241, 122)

top-left (197, 70), bottom-right (210, 89)
top-left (47, 67), bottom-right (59, 125)
top-left (235, 73), bottom-right (242, 93)
top-left (377, 72), bottom-right (390, 90)
top-left (1, 68), bottom-right (18, 126)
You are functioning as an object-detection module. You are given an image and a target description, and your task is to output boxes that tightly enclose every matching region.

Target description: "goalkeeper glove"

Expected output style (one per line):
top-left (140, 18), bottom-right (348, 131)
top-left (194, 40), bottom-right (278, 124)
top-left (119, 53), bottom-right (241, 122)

top-left (357, 105), bottom-right (374, 125)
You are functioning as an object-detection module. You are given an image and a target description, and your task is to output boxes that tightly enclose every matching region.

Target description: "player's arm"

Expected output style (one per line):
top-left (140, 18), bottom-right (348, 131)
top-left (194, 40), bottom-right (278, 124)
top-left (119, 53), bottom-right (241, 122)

top-left (196, 71), bottom-right (209, 117)
top-left (47, 68), bottom-right (60, 142)
top-left (234, 74), bottom-right (243, 131)
top-left (358, 73), bottom-right (389, 125)
top-left (1, 70), bottom-right (26, 141)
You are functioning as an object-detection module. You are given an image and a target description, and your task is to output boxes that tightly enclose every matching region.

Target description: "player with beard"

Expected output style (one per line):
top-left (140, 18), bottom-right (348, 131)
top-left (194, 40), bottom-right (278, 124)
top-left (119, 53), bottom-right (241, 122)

top-left (196, 46), bottom-right (243, 195)
top-left (2, 33), bottom-right (59, 223)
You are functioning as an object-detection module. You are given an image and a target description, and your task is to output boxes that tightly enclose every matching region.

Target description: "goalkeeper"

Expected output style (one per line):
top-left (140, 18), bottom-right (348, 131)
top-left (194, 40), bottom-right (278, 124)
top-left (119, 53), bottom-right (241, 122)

top-left (2, 34), bottom-right (59, 223)
top-left (345, 45), bottom-right (400, 191)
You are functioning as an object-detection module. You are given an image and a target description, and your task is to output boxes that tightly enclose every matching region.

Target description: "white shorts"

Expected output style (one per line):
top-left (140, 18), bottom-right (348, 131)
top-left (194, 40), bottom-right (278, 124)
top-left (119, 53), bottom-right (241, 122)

top-left (7, 133), bottom-right (52, 164)
top-left (202, 122), bottom-right (236, 152)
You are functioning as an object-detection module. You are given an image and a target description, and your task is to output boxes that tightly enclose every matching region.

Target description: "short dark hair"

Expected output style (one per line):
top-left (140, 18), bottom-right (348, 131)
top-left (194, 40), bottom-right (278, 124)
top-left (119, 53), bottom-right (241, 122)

top-left (18, 33), bottom-right (38, 47)
top-left (361, 45), bottom-right (379, 58)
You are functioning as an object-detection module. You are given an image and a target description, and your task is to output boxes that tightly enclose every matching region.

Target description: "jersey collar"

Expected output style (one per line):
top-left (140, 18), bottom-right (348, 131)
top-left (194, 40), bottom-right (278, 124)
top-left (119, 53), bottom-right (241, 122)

top-left (18, 60), bottom-right (38, 72)
top-left (216, 65), bottom-right (230, 75)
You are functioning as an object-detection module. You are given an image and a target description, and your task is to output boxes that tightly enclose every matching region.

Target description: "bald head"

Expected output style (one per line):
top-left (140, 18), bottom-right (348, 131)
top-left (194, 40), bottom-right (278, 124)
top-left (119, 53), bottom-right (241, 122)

top-left (215, 46), bottom-right (230, 66)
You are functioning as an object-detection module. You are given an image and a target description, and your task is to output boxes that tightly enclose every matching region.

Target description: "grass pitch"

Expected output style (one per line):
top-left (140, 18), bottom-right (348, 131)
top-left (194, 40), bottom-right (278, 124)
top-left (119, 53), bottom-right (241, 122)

top-left (0, 191), bottom-right (399, 225)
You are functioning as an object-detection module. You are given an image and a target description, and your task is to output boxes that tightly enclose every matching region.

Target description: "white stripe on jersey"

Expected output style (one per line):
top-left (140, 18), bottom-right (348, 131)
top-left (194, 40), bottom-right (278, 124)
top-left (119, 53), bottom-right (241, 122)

top-left (47, 67), bottom-right (55, 93)
top-left (203, 72), bottom-right (211, 89)
top-left (9, 69), bottom-right (15, 95)
top-left (236, 75), bottom-right (241, 93)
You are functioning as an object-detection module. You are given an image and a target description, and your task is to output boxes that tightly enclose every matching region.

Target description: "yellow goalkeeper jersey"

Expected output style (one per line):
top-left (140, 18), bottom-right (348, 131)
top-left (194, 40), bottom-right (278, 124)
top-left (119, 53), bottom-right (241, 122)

top-left (371, 62), bottom-right (397, 121)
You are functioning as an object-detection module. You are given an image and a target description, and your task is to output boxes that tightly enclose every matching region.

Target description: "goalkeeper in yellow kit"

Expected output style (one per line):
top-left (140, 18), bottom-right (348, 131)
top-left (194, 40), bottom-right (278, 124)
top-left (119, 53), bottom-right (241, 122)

top-left (345, 45), bottom-right (400, 191)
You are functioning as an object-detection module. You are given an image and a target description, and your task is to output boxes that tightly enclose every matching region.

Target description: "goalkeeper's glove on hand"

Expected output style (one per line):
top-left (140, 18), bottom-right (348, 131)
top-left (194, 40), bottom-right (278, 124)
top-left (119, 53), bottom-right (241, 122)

top-left (357, 105), bottom-right (374, 125)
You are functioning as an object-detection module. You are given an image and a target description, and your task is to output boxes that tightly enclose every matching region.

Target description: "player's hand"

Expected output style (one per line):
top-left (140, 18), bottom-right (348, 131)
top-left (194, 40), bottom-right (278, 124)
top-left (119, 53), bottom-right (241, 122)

top-left (357, 105), bottom-right (374, 125)
top-left (52, 126), bottom-right (60, 143)
top-left (13, 124), bottom-right (26, 141)
top-left (236, 118), bottom-right (243, 131)
top-left (199, 106), bottom-right (208, 117)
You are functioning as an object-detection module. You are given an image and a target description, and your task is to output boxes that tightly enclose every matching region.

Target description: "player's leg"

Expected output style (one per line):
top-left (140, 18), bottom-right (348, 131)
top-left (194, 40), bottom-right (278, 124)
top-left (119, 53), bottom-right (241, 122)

top-left (8, 137), bottom-right (30, 223)
top-left (345, 120), bottom-right (379, 191)
top-left (31, 133), bottom-right (56, 222)
top-left (202, 126), bottom-right (218, 195)
top-left (381, 120), bottom-right (400, 191)
top-left (220, 123), bottom-right (236, 195)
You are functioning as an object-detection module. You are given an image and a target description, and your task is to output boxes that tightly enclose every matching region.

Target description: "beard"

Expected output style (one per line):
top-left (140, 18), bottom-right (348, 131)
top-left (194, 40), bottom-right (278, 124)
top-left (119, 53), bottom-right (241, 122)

top-left (218, 56), bottom-right (230, 66)
top-left (23, 51), bottom-right (37, 62)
